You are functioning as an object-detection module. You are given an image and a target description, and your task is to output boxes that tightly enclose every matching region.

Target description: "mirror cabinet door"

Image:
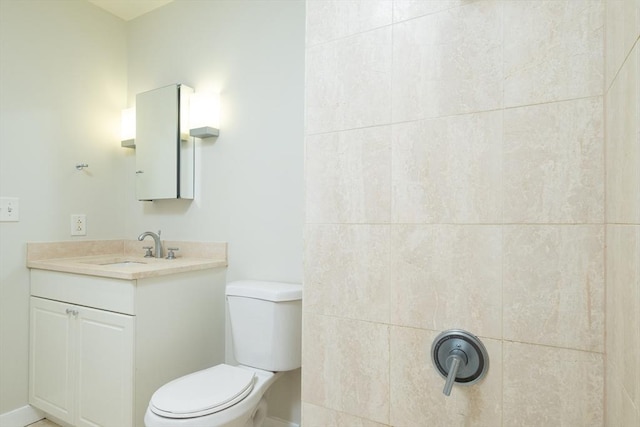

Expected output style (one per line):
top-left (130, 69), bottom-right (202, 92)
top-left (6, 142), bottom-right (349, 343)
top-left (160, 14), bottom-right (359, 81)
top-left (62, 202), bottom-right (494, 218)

top-left (135, 84), bottom-right (193, 201)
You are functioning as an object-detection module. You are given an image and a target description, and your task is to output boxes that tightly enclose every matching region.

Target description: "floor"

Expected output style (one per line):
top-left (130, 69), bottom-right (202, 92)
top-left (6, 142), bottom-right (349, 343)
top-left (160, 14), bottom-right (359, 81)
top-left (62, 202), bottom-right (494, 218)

top-left (28, 420), bottom-right (60, 427)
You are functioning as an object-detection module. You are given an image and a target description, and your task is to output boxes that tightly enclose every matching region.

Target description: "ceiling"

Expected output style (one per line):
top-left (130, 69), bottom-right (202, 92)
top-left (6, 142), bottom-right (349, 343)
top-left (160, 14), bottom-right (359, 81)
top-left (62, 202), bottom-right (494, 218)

top-left (87, 0), bottom-right (174, 21)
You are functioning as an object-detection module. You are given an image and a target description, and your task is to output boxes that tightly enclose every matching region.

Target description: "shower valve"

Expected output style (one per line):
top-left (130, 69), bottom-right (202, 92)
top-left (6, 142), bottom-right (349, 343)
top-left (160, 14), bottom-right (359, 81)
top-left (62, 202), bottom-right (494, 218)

top-left (431, 329), bottom-right (489, 396)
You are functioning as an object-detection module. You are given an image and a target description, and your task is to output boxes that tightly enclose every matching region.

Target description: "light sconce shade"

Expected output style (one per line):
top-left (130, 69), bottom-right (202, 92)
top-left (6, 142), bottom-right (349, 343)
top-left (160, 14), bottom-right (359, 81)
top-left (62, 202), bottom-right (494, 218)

top-left (121, 107), bottom-right (136, 148)
top-left (189, 92), bottom-right (220, 138)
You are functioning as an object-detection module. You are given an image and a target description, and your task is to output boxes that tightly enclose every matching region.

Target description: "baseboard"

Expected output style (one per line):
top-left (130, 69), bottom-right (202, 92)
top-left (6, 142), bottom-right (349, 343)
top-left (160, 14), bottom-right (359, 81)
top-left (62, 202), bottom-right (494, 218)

top-left (0, 405), bottom-right (44, 427)
top-left (263, 416), bottom-right (299, 427)
top-left (0, 408), bottom-right (295, 427)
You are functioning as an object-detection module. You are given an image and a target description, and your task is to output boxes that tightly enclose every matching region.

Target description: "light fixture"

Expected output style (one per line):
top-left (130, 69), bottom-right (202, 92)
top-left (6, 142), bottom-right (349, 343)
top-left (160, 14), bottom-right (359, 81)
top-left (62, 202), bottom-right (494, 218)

top-left (189, 92), bottom-right (220, 138)
top-left (121, 107), bottom-right (136, 148)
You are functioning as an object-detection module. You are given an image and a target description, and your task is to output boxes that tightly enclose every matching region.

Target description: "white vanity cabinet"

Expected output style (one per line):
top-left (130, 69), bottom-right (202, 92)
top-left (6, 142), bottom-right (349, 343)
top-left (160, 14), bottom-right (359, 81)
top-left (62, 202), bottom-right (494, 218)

top-left (28, 267), bottom-right (226, 427)
top-left (30, 296), bottom-right (134, 427)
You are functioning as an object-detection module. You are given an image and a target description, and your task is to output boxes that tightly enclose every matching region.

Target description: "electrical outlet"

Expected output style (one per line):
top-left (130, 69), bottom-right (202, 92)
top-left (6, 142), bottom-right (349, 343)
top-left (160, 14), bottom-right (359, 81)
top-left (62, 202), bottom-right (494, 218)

top-left (71, 214), bottom-right (86, 236)
top-left (0, 197), bottom-right (19, 222)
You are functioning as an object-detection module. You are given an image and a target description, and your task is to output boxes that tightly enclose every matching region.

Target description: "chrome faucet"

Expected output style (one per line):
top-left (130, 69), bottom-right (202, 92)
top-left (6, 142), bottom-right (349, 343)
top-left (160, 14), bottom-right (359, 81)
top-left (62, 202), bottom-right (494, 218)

top-left (138, 230), bottom-right (163, 258)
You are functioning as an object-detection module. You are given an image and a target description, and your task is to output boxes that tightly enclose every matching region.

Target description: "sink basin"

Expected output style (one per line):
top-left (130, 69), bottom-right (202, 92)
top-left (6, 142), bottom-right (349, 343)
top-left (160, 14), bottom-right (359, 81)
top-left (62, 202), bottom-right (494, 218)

top-left (99, 261), bottom-right (146, 267)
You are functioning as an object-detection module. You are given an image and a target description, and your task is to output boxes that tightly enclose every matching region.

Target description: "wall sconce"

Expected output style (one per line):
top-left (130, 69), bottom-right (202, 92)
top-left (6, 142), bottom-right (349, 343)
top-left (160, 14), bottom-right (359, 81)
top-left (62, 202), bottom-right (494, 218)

top-left (189, 92), bottom-right (220, 138)
top-left (121, 107), bottom-right (136, 148)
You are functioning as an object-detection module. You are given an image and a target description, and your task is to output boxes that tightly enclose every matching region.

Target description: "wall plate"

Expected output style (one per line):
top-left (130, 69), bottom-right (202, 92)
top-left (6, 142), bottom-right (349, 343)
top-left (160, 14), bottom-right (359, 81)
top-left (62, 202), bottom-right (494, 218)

top-left (71, 214), bottom-right (86, 236)
top-left (0, 197), bottom-right (19, 222)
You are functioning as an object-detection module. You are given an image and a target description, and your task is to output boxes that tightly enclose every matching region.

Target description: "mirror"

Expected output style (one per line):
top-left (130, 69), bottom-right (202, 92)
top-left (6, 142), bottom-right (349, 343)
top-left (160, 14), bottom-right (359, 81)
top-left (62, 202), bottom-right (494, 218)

top-left (135, 84), bottom-right (194, 201)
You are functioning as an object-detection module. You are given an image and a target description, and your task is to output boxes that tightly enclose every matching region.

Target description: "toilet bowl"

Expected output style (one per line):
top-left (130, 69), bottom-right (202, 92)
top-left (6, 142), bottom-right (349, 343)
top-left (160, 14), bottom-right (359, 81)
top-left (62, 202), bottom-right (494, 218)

top-left (144, 280), bottom-right (302, 427)
top-left (144, 364), bottom-right (281, 427)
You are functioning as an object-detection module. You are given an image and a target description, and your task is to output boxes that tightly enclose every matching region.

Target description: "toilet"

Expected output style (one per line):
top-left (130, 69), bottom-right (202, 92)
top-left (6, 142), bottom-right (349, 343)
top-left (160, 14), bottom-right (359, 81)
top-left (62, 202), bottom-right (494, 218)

top-left (144, 280), bottom-right (302, 427)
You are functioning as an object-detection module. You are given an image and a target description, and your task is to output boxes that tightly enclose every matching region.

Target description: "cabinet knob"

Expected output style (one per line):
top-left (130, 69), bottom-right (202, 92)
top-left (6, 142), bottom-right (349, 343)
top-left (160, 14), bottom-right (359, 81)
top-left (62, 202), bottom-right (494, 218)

top-left (65, 308), bottom-right (78, 317)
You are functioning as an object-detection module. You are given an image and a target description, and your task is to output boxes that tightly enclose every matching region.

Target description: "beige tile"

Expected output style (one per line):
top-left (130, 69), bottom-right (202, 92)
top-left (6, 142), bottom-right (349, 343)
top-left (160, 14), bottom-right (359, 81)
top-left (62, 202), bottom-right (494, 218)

top-left (605, 0), bottom-right (640, 88)
top-left (306, 126), bottom-right (391, 224)
top-left (302, 313), bottom-right (390, 424)
top-left (393, 0), bottom-right (474, 22)
top-left (504, 0), bottom-right (603, 107)
top-left (606, 225), bottom-right (640, 405)
top-left (503, 97), bottom-right (604, 224)
top-left (391, 111), bottom-right (502, 224)
top-left (304, 224), bottom-right (390, 323)
top-left (305, 27), bottom-right (392, 134)
top-left (503, 341), bottom-right (603, 426)
top-left (389, 327), bottom-right (501, 427)
top-left (392, 1), bottom-right (503, 121)
top-left (306, 0), bottom-right (392, 46)
top-left (302, 402), bottom-right (389, 427)
top-left (606, 368), bottom-right (640, 427)
top-left (390, 225), bottom-right (502, 339)
top-left (503, 225), bottom-right (604, 352)
top-left (606, 44), bottom-right (640, 224)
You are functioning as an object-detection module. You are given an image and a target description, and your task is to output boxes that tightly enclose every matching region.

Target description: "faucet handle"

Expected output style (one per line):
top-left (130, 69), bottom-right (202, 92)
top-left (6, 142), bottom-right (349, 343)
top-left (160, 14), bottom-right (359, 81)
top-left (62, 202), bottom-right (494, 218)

top-left (166, 247), bottom-right (179, 260)
top-left (142, 246), bottom-right (153, 258)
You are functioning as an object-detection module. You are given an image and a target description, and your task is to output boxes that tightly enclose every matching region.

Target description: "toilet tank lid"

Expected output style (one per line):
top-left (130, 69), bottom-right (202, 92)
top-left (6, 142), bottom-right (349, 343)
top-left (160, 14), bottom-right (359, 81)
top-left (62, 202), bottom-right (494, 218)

top-left (226, 280), bottom-right (302, 302)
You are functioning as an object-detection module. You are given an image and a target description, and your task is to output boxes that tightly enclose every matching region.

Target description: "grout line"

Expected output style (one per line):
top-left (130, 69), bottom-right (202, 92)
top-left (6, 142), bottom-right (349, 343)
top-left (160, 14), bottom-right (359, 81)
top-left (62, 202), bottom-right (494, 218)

top-left (604, 34), bottom-right (640, 93)
top-left (305, 94), bottom-right (606, 138)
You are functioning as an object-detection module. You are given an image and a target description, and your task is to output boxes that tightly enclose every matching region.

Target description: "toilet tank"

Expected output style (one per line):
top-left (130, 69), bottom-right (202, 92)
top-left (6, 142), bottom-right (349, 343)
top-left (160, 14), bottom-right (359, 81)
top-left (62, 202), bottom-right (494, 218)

top-left (226, 280), bottom-right (302, 372)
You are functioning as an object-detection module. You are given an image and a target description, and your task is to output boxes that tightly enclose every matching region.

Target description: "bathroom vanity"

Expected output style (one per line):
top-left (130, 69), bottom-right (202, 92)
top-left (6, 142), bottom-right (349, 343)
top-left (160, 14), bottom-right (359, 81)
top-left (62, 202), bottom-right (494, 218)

top-left (26, 240), bottom-right (228, 427)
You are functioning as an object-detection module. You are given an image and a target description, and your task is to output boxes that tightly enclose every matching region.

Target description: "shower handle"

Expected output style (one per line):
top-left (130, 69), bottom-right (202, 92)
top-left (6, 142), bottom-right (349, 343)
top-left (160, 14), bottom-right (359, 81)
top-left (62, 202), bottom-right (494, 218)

top-left (443, 349), bottom-right (468, 396)
top-left (431, 329), bottom-right (489, 396)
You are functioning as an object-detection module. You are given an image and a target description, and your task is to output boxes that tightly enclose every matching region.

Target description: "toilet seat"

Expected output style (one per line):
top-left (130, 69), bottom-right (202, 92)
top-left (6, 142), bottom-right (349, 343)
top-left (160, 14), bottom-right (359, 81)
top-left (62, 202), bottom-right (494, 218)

top-left (150, 364), bottom-right (256, 419)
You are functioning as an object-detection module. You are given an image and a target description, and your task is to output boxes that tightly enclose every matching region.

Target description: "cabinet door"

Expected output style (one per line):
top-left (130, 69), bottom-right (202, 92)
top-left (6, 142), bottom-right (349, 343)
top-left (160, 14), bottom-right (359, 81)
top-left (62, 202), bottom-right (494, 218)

top-left (135, 84), bottom-right (194, 201)
top-left (29, 297), bottom-right (75, 424)
top-left (75, 305), bottom-right (134, 427)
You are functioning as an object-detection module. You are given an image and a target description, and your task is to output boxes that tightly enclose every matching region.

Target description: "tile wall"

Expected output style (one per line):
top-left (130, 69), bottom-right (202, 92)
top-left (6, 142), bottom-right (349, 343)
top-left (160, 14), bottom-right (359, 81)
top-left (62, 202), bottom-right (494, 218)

top-left (303, 1), bottom-right (614, 425)
top-left (605, 0), bottom-right (640, 425)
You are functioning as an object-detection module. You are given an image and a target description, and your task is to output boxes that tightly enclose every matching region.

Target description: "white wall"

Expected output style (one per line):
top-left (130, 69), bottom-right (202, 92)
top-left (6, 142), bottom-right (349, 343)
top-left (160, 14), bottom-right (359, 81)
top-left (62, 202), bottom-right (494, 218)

top-left (0, 0), bottom-right (127, 415)
top-left (0, 0), bottom-right (305, 424)
top-left (124, 0), bottom-right (305, 285)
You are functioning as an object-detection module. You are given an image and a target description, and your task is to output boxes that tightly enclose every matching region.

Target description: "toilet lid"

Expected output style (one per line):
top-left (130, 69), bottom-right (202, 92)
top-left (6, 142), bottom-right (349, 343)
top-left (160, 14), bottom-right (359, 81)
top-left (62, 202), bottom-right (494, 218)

top-left (150, 364), bottom-right (256, 419)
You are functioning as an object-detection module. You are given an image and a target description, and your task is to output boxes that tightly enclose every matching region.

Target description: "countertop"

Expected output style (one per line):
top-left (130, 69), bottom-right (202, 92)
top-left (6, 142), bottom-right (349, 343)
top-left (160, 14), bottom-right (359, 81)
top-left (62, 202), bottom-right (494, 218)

top-left (27, 240), bottom-right (228, 280)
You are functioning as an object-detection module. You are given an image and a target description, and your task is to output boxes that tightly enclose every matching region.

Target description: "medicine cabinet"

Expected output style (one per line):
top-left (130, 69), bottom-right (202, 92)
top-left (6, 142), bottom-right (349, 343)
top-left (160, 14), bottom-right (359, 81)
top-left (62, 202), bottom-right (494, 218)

top-left (135, 84), bottom-right (194, 201)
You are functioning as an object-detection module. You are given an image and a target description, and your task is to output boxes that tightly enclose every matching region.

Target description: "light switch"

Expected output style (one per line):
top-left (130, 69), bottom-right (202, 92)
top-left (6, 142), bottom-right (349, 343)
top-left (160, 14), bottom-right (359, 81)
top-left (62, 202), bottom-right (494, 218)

top-left (0, 197), bottom-right (19, 222)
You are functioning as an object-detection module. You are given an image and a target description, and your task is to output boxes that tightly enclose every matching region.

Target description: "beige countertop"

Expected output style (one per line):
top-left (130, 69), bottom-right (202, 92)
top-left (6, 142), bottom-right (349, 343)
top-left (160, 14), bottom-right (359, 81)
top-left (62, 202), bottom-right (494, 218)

top-left (27, 240), bottom-right (228, 280)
